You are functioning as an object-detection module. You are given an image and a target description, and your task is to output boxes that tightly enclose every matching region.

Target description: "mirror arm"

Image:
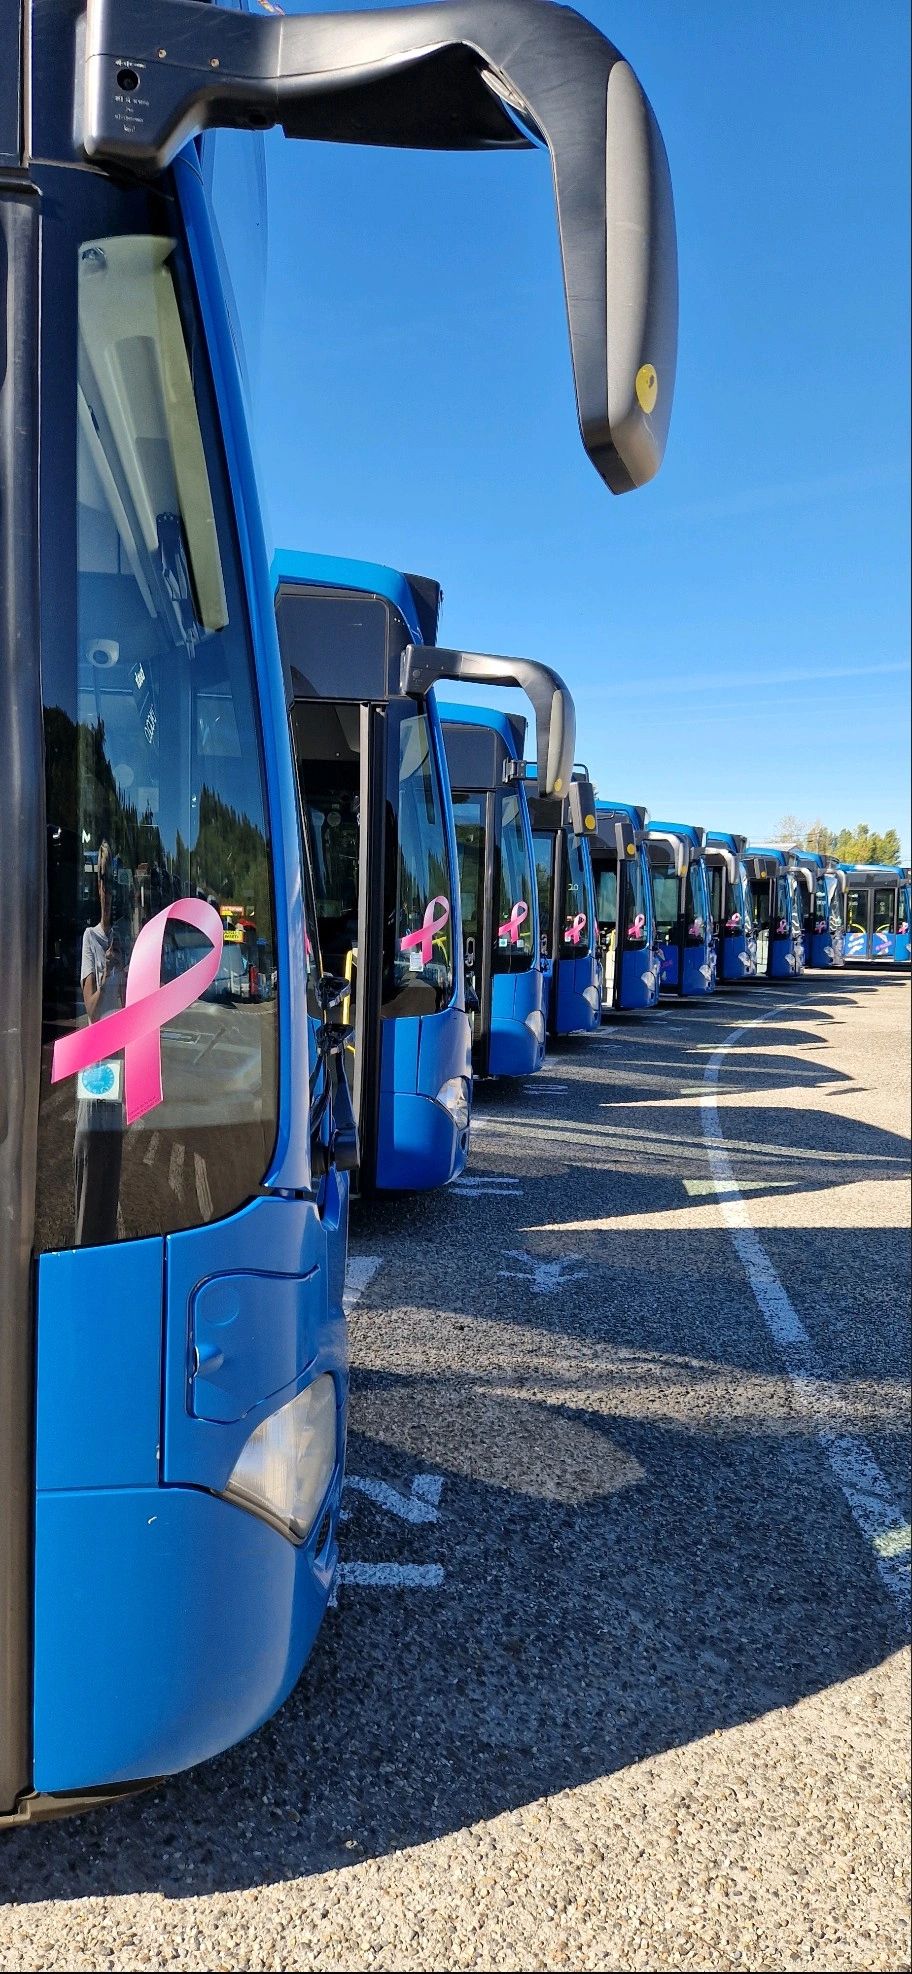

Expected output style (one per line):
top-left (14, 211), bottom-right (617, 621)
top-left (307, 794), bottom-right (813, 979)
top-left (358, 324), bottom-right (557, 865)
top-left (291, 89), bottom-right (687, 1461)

top-left (83, 0), bottom-right (677, 493)
top-left (402, 642), bottom-right (575, 799)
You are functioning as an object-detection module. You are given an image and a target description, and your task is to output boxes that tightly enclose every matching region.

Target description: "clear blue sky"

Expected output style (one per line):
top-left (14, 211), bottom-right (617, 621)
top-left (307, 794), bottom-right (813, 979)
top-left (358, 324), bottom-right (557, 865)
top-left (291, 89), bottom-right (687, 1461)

top-left (252, 0), bottom-right (911, 852)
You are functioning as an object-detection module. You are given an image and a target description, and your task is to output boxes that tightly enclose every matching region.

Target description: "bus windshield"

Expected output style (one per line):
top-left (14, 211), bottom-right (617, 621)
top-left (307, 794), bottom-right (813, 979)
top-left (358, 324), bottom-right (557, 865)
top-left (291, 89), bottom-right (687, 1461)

top-left (384, 709), bottom-right (454, 1015)
top-left (533, 833), bottom-right (555, 956)
top-left (452, 795), bottom-right (485, 978)
top-left (561, 833), bottom-right (591, 956)
top-left (652, 868), bottom-right (679, 942)
top-left (37, 179), bottom-right (278, 1254)
top-left (495, 792), bottom-right (534, 973)
top-left (624, 853), bottom-right (650, 948)
top-left (685, 862), bottom-right (708, 943)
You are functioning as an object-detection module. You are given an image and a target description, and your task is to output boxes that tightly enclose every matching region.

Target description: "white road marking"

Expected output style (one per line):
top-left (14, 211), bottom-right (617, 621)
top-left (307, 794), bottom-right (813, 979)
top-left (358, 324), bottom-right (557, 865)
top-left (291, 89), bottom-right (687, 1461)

top-left (343, 1254), bottom-right (382, 1312)
top-left (143, 1130), bottom-right (160, 1167)
top-left (345, 1473), bottom-right (443, 1525)
top-left (497, 1249), bottom-right (588, 1293)
top-left (452, 1174), bottom-right (523, 1197)
top-left (336, 1563), bottom-right (444, 1590)
top-left (702, 1003), bottom-right (911, 1624)
top-left (333, 1473), bottom-right (446, 1601)
top-left (168, 1141), bottom-right (184, 1199)
top-left (194, 1153), bottom-right (213, 1223)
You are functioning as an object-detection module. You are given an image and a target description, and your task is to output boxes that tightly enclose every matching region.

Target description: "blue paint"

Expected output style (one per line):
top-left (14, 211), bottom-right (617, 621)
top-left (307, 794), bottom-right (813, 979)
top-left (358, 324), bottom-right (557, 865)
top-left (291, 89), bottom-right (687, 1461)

top-left (34, 1482), bottom-right (338, 1791)
top-left (36, 1241), bottom-right (164, 1492)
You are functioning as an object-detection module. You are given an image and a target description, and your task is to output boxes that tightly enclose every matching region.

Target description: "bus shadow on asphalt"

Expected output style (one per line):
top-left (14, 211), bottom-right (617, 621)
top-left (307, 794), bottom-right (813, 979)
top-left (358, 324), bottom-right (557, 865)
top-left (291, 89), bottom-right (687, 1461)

top-left (2, 984), bottom-right (908, 1900)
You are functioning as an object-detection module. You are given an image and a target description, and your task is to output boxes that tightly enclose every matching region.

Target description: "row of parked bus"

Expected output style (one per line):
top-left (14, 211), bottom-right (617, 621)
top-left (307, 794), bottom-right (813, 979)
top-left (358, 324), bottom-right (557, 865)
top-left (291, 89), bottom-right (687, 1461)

top-left (3, 0), bottom-right (904, 1829)
top-left (272, 552), bottom-right (912, 1200)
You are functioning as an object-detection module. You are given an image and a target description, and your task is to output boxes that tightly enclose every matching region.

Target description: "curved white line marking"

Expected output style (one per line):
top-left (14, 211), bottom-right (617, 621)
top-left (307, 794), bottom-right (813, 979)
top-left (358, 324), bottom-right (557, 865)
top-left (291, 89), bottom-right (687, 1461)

top-left (701, 1003), bottom-right (910, 1625)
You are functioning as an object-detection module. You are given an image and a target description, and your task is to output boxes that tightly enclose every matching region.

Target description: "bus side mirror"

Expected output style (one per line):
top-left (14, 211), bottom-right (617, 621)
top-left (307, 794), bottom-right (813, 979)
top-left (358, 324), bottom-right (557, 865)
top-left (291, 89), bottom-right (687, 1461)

top-left (403, 644), bottom-right (575, 798)
top-left (83, 0), bottom-right (677, 493)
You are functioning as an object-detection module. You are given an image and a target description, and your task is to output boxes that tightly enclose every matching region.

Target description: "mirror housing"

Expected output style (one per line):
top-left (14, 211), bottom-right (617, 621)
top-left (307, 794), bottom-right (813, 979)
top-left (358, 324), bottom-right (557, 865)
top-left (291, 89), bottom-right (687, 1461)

top-left (83, 0), bottom-right (677, 493)
top-left (403, 643), bottom-right (575, 798)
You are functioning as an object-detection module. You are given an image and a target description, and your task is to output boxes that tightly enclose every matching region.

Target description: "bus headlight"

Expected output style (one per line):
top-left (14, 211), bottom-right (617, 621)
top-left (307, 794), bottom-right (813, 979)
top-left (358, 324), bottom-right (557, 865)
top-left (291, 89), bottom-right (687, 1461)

top-left (435, 1076), bottom-right (471, 1131)
top-left (583, 985), bottom-right (600, 1012)
top-left (523, 1009), bottom-right (546, 1046)
top-left (224, 1375), bottom-right (336, 1542)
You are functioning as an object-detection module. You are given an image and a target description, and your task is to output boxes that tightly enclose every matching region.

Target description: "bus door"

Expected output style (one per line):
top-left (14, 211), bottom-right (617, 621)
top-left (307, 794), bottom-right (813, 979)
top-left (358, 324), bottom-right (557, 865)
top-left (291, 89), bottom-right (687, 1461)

top-left (594, 855), bottom-right (619, 1009)
top-left (796, 867), bottom-right (815, 966)
top-left (681, 856), bottom-right (716, 995)
top-left (845, 881), bottom-right (871, 960)
top-left (277, 570), bottom-right (470, 1194)
top-left (897, 879), bottom-right (911, 965)
top-left (554, 825), bottom-right (600, 1032)
top-left (651, 861), bottom-right (683, 992)
top-left (492, 782), bottom-right (545, 1073)
top-left (873, 883), bottom-right (898, 960)
top-left (593, 810), bottom-right (658, 1012)
top-left (765, 870), bottom-right (804, 976)
top-left (709, 852), bottom-right (755, 982)
top-left (811, 868), bottom-right (845, 968)
top-left (530, 786), bottom-right (598, 1036)
top-left (444, 725), bottom-right (544, 1078)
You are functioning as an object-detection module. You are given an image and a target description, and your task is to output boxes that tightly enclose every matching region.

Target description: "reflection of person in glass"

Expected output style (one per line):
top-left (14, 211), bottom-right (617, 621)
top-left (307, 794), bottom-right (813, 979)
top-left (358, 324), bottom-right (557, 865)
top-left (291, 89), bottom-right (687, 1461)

top-left (74, 839), bottom-right (126, 1245)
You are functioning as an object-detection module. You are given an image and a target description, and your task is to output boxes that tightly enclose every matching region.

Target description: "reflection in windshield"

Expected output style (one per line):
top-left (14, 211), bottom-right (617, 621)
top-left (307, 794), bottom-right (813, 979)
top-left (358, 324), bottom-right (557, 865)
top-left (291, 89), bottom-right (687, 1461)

top-left (561, 833), bottom-right (591, 955)
top-left (495, 793), bottom-right (534, 974)
top-left (37, 207), bottom-right (277, 1255)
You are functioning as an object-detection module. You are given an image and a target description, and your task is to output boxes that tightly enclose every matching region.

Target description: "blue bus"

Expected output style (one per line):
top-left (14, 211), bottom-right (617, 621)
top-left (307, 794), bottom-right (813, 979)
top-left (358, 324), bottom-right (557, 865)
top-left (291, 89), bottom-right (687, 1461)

top-left (790, 852), bottom-right (846, 969)
top-left (441, 694), bottom-right (574, 1076)
top-left (843, 866), bottom-right (912, 964)
top-left (273, 552), bottom-right (471, 1193)
top-left (644, 823), bottom-right (717, 996)
top-left (527, 771), bottom-right (602, 1037)
top-left (704, 832), bottom-right (757, 983)
top-left (2, 0), bottom-right (677, 1818)
top-left (744, 848), bottom-right (806, 978)
top-left (590, 802), bottom-right (661, 1013)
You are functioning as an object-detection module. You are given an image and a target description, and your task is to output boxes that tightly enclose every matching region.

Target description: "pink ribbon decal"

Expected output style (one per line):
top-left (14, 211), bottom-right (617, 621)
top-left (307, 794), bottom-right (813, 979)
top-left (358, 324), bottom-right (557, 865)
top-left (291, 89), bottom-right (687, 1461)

top-left (399, 895), bottom-right (450, 967)
top-left (627, 912), bottom-right (646, 939)
top-left (565, 912), bottom-right (587, 946)
top-left (498, 900), bottom-right (529, 945)
top-left (51, 898), bottom-right (224, 1125)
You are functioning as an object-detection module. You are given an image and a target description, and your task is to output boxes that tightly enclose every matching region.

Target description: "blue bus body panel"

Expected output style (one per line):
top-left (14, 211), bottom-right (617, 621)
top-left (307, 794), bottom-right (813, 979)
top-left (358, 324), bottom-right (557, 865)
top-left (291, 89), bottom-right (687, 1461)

top-left (620, 943), bottom-right (661, 1008)
top-left (768, 933), bottom-right (805, 978)
top-left (27, 154), bottom-right (348, 1798)
top-left (682, 939), bottom-right (715, 995)
top-left (719, 930), bottom-right (756, 981)
top-left (810, 928), bottom-right (844, 968)
top-left (551, 838), bottom-right (599, 1034)
top-left (163, 1193), bottom-right (347, 1492)
top-left (377, 1005), bottom-right (472, 1188)
top-left (34, 1484), bottom-right (334, 1791)
top-left (489, 970), bottom-right (546, 1077)
top-left (35, 1240), bottom-right (163, 1491)
top-left (270, 548), bottom-right (424, 642)
top-left (658, 940), bottom-right (679, 991)
top-left (554, 950), bottom-right (600, 1033)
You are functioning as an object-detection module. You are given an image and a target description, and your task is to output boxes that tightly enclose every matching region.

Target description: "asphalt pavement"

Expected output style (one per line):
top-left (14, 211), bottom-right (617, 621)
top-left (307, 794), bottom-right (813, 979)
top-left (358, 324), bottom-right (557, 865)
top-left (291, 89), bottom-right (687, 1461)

top-left (2, 969), bottom-right (909, 1972)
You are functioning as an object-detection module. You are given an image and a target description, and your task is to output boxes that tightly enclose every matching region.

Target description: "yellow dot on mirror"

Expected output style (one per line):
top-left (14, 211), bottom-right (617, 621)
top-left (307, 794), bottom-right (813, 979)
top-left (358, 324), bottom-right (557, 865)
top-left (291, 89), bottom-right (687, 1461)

top-left (635, 363), bottom-right (658, 414)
